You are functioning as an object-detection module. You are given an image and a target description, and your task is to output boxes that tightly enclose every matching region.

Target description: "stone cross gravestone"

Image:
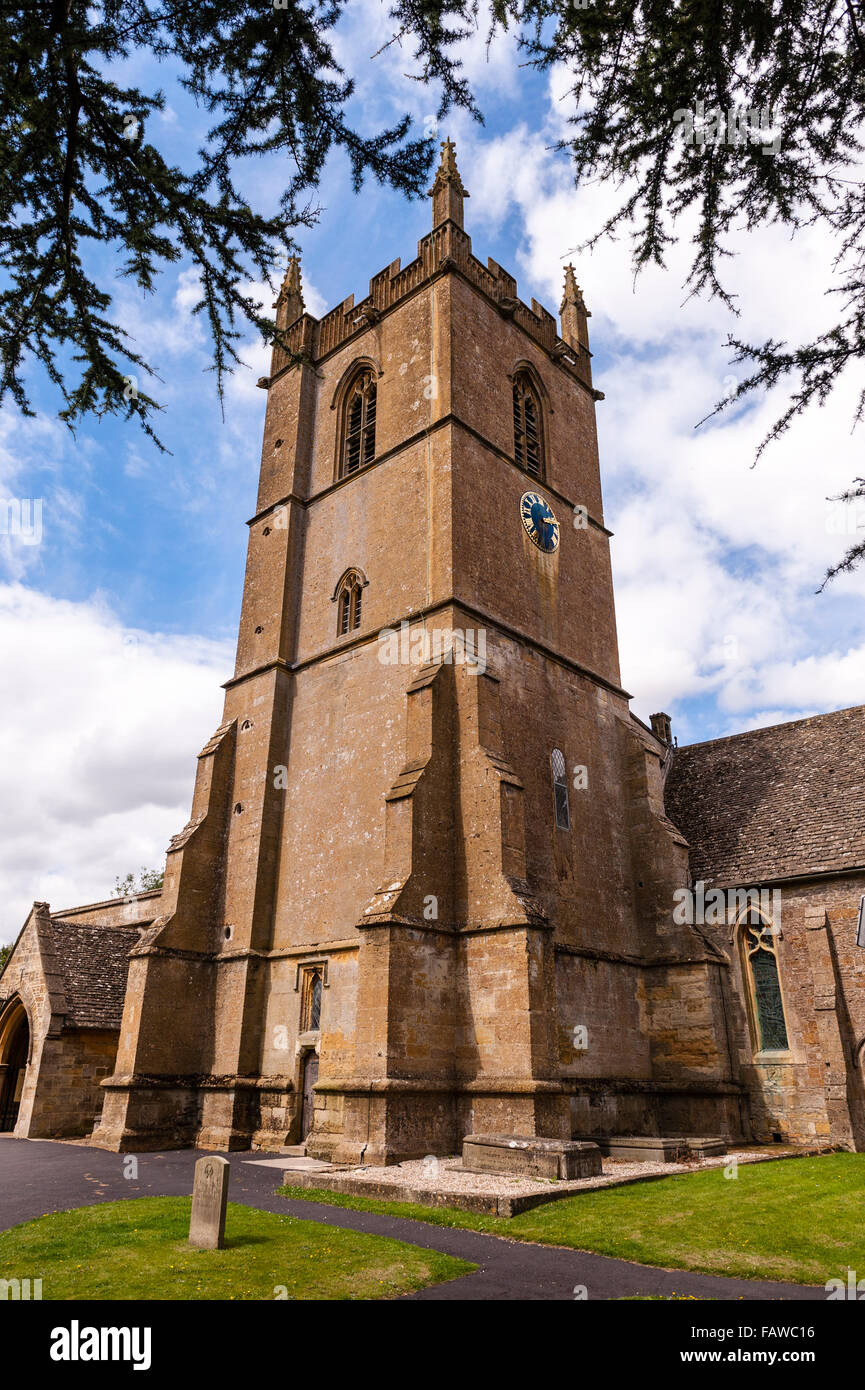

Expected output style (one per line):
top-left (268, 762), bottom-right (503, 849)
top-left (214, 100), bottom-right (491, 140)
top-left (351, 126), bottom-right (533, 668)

top-left (189, 1155), bottom-right (230, 1250)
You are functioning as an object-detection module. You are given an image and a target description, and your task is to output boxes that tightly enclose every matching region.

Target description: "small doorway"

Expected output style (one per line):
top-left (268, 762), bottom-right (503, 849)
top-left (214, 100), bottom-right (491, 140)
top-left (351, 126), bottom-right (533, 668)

top-left (300, 1052), bottom-right (319, 1141)
top-left (0, 1004), bottom-right (29, 1133)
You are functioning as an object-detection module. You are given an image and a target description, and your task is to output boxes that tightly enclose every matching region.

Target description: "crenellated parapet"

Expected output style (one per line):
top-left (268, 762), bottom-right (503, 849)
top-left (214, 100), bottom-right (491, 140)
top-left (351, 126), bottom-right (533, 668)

top-left (266, 143), bottom-right (599, 396)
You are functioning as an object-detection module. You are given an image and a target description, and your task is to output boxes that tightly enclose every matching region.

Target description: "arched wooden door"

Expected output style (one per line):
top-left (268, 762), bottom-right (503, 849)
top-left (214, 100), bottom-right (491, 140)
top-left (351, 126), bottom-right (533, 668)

top-left (0, 1002), bottom-right (29, 1132)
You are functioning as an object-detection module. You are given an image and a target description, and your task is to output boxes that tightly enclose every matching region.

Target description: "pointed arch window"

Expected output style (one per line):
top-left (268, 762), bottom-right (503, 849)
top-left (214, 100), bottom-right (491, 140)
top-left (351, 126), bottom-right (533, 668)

top-left (551, 747), bottom-right (570, 830)
top-left (301, 966), bottom-right (324, 1032)
top-left (335, 570), bottom-right (364, 635)
top-left (513, 373), bottom-right (544, 478)
top-left (341, 369), bottom-right (377, 478)
top-left (742, 911), bottom-right (789, 1053)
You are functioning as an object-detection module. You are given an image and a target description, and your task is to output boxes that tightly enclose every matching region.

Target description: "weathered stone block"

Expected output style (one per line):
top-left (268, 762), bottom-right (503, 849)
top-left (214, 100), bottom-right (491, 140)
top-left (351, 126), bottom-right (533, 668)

top-left (591, 1134), bottom-right (726, 1162)
top-left (462, 1132), bottom-right (602, 1180)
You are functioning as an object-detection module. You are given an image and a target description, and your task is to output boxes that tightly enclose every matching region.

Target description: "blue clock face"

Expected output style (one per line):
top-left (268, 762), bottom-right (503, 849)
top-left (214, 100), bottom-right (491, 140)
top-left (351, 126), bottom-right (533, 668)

top-left (520, 491), bottom-right (560, 553)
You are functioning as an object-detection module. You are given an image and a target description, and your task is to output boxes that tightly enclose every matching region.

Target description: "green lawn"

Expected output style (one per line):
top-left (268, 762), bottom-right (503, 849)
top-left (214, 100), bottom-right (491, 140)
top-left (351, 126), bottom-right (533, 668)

top-left (281, 1152), bottom-right (865, 1285)
top-left (0, 1197), bottom-right (475, 1300)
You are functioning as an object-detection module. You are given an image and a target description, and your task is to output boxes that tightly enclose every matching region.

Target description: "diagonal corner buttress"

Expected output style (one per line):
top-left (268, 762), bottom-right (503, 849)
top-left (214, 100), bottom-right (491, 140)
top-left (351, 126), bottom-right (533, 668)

top-left (357, 658), bottom-right (546, 931)
top-left (134, 718), bottom-right (238, 956)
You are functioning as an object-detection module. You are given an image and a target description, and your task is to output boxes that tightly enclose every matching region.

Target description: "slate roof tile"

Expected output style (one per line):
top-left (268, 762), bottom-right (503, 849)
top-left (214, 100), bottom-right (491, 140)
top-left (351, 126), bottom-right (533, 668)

top-left (664, 704), bottom-right (865, 887)
top-left (48, 921), bottom-right (139, 1029)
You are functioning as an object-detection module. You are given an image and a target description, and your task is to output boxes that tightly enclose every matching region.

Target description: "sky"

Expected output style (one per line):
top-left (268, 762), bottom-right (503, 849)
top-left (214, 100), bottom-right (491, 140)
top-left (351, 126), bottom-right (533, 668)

top-left (2, 2), bottom-right (864, 941)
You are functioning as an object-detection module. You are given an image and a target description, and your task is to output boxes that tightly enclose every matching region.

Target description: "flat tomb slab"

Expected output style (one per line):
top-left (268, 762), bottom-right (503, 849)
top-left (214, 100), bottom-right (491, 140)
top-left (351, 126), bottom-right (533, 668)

top-left (243, 1157), bottom-right (333, 1173)
top-left (462, 1133), bottom-right (602, 1181)
top-left (590, 1136), bottom-right (727, 1162)
top-left (684, 1138), bottom-right (728, 1160)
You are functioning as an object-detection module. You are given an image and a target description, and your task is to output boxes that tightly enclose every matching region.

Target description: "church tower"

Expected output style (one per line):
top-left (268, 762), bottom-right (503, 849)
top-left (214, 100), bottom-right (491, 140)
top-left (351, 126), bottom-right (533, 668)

top-left (92, 143), bottom-right (745, 1160)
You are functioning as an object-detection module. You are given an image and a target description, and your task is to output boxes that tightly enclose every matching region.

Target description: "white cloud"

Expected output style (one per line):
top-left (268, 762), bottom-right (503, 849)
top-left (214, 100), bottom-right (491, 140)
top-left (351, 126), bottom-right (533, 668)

top-left (0, 410), bottom-right (89, 582)
top-left (603, 354), bottom-right (865, 732)
top-left (727, 707), bottom-right (822, 734)
top-left (454, 113), bottom-right (865, 744)
top-left (111, 271), bottom-right (208, 363)
top-left (0, 584), bottom-right (232, 944)
top-left (3, 32), bottom-right (864, 947)
top-left (718, 645), bottom-right (865, 716)
top-left (226, 270), bottom-right (328, 406)
top-left (330, 0), bottom-right (521, 125)
top-left (303, 279), bottom-right (328, 319)
top-left (174, 266), bottom-right (203, 314)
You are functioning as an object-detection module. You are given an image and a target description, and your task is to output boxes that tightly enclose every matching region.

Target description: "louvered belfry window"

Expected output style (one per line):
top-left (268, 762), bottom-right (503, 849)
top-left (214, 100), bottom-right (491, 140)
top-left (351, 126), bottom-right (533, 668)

top-left (552, 747), bottom-right (570, 830)
top-left (744, 913), bottom-right (789, 1052)
top-left (339, 590), bottom-right (351, 635)
top-left (343, 369), bottom-right (377, 477)
top-left (513, 375), bottom-right (543, 477)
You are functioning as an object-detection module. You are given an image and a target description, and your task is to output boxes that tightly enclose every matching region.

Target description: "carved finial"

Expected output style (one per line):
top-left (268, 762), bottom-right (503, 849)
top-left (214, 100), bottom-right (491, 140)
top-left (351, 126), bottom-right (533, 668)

top-left (273, 254), bottom-right (304, 330)
top-left (275, 255), bottom-right (303, 308)
top-left (283, 256), bottom-right (302, 299)
top-left (428, 138), bottom-right (469, 230)
top-left (560, 263), bottom-right (583, 312)
top-left (429, 139), bottom-right (469, 195)
top-left (559, 262), bottom-right (591, 356)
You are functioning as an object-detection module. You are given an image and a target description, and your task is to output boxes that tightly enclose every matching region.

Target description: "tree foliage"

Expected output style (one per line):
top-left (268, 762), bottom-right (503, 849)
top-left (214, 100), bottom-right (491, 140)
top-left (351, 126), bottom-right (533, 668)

top-left (113, 866), bottom-right (165, 897)
top-left (2, 1), bottom-right (865, 578)
top-left (395, 0), bottom-right (865, 582)
top-left (0, 0), bottom-right (435, 445)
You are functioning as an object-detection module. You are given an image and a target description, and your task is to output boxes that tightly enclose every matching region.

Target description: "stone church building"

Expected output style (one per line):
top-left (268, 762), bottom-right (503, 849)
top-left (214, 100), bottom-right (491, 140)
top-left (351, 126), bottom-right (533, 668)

top-left (3, 143), bottom-right (865, 1158)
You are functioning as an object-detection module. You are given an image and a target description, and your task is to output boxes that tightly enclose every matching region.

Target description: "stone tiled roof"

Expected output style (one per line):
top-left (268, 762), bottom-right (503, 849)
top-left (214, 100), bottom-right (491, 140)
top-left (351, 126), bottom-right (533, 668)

top-left (49, 921), bottom-right (138, 1029)
top-left (664, 705), bottom-right (865, 887)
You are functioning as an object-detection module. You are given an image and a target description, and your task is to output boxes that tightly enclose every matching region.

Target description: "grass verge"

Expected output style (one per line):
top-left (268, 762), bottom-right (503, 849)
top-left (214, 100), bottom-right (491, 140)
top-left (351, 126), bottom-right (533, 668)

top-left (279, 1152), bottom-right (865, 1285)
top-left (0, 1196), bottom-right (475, 1300)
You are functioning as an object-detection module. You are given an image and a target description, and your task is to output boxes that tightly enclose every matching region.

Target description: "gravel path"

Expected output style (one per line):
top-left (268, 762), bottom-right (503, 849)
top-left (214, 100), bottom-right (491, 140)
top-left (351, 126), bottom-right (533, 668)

top-left (312, 1145), bottom-right (820, 1201)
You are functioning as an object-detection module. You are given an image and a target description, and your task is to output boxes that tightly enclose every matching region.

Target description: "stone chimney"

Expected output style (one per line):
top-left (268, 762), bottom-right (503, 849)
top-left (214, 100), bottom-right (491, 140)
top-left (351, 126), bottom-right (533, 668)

top-left (650, 712), bottom-right (673, 745)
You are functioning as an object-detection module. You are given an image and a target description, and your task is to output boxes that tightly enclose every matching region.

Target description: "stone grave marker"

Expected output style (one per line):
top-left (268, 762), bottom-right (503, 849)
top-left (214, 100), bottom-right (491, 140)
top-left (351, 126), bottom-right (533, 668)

top-left (189, 1155), bottom-right (230, 1249)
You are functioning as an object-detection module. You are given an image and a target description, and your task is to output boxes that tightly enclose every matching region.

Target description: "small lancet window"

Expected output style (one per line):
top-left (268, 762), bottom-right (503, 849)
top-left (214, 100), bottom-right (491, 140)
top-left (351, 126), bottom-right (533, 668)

top-left (513, 374), bottom-right (543, 478)
top-left (743, 912), bottom-right (789, 1052)
top-left (342, 369), bottom-right (377, 477)
top-left (551, 748), bottom-right (570, 830)
top-left (336, 571), bottom-right (363, 635)
top-left (302, 967), bottom-right (323, 1032)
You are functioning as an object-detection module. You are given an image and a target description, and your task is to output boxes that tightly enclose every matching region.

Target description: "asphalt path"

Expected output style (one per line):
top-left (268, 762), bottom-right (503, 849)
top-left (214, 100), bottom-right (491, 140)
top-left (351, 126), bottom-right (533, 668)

top-left (0, 1136), bottom-right (825, 1301)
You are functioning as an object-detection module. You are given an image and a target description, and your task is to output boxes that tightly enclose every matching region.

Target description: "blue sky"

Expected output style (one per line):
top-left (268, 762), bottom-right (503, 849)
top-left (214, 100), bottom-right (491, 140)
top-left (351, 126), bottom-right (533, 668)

top-left (6, 21), bottom-right (560, 642)
top-left (2, 2), bottom-right (864, 938)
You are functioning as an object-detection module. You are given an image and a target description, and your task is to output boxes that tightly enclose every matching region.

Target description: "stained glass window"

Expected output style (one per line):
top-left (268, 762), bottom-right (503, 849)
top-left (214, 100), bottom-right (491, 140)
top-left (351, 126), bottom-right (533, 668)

top-left (309, 972), bottom-right (322, 1031)
top-left (552, 747), bottom-right (570, 830)
top-left (744, 918), bottom-right (789, 1052)
top-left (302, 968), bottom-right (323, 1032)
